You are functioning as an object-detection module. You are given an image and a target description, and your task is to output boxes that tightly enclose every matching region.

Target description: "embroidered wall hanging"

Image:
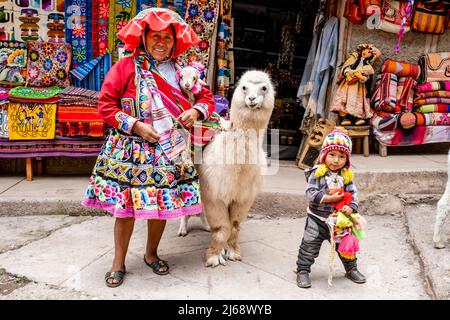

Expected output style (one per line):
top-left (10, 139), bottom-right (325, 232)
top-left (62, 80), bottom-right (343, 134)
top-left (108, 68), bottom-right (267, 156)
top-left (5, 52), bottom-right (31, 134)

top-left (108, 0), bottom-right (138, 62)
top-left (92, 0), bottom-right (110, 57)
top-left (25, 40), bottom-right (72, 87)
top-left (137, 0), bottom-right (185, 17)
top-left (0, 0), bottom-right (66, 42)
top-left (8, 102), bottom-right (57, 140)
top-left (0, 40), bottom-right (27, 87)
top-left (180, 0), bottom-right (219, 77)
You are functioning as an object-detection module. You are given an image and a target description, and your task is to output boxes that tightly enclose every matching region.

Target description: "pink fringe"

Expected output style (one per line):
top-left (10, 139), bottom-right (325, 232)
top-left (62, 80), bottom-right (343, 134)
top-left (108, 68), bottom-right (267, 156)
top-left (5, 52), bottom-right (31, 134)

top-left (81, 198), bottom-right (203, 220)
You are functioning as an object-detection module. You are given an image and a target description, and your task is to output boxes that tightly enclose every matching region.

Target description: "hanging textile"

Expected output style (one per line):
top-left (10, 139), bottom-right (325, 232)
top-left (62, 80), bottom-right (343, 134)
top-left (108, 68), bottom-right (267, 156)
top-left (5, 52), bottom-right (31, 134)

top-left (300, 16), bottom-right (339, 120)
top-left (137, 1), bottom-right (185, 17)
top-left (215, 0), bottom-right (233, 96)
top-left (65, 0), bottom-right (94, 68)
top-left (180, 0), bottom-right (219, 80)
top-left (92, 0), bottom-right (110, 57)
top-left (4, 0), bottom-right (66, 42)
top-left (70, 53), bottom-right (112, 91)
top-left (108, 0), bottom-right (137, 62)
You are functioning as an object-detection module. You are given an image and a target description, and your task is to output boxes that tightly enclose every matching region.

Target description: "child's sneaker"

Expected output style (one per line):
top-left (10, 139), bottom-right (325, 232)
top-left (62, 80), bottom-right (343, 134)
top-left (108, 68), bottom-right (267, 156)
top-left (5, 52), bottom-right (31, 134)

top-left (296, 271), bottom-right (311, 288)
top-left (345, 267), bottom-right (366, 284)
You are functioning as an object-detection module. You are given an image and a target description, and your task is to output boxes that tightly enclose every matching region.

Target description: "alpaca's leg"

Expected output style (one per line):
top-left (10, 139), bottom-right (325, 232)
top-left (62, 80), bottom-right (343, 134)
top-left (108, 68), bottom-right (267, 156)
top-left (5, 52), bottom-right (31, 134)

top-left (434, 197), bottom-right (448, 249)
top-left (204, 202), bottom-right (231, 267)
top-left (200, 211), bottom-right (211, 232)
top-left (226, 199), bottom-right (253, 261)
top-left (177, 215), bottom-right (190, 237)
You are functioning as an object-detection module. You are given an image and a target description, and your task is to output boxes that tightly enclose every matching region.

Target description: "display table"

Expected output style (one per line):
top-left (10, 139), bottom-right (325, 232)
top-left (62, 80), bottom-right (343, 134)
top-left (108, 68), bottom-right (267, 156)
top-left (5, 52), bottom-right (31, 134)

top-left (342, 125), bottom-right (370, 157)
top-left (0, 137), bottom-right (104, 181)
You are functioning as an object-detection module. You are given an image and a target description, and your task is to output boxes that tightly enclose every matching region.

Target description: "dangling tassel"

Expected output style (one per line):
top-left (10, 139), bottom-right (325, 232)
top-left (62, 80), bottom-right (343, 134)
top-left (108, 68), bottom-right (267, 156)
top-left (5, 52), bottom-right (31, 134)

top-left (338, 234), bottom-right (359, 260)
top-left (340, 168), bottom-right (353, 184)
top-left (315, 164), bottom-right (328, 178)
top-left (327, 223), bottom-right (336, 286)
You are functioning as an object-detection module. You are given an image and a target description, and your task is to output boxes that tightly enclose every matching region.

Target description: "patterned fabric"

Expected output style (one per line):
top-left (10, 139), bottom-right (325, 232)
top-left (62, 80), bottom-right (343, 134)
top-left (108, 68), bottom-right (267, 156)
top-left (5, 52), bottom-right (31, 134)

top-left (415, 104), bottom-right (450, 113)
top-left (0, 40), bottom-right (27, 87)
top-left (69, 53), bottom-right (112, 91)
top-left (25, 41), bottom-right (72, 88)
top-left (137, 0), bottom-right (185, 17)
top-left (108, 0), bottom-right (138, 62)
top-left (419, 52), bottom-right (450, 83)
top-left (9, 86), bottom-right (62, 101)
top-left (415, 98), bottom-right (450, 106)
top-left (59, 86), bottom-right (100, 106)
top-left (65, 0), bottom-right (93, 68)
top-left (396, 77), bottom-right (415, 112)
top-left (1, 1), bottom-right (66, 42)
top-left (319, 128), bottom-right (353, 169)
top-left (373, 126), bottom-right (450, 146)
top-left (415, 112), bottom-right (450, 126)
top-left (415, 90), bottom-right (450, 100)
top-left (82, 128), bottom-right (202, 220)
top-left (381, 59), bottom-right (420, 79)
top-left (215, 0), bottom-right (233, 96)
top-left (0, 136), bottom-right (103, 158)
top-left (416, 81), bottom-right (450, 93)
top-left (92, 0), bottom-right (110, 57)
top-left (0, 103), bottom-right (8, 138)
top-left (57, 106), bottom-right (105, 138)
top-left (370, 113), bottom-right (400, 131)
top-left (180, 0), bottom-right (219, 78)
top-left (0, 88), bottom-right (11, 102)
top-left (371, 73), bottom-right (398, 113)
top-left (8, 102), bottom-right (57, 140)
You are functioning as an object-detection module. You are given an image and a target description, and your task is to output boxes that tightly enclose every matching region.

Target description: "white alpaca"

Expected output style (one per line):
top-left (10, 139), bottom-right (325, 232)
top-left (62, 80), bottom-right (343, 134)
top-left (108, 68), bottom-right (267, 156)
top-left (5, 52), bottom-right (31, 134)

top-left (198, 70), bottom-right (275, 267)
top-left (433, 149), bottom-right (450, 249)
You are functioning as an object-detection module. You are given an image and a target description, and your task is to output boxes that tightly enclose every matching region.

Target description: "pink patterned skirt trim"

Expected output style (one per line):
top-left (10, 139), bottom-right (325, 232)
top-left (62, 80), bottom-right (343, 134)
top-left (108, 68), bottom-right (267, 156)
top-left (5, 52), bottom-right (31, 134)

top-left (81, 198), bottom-right (203, 220)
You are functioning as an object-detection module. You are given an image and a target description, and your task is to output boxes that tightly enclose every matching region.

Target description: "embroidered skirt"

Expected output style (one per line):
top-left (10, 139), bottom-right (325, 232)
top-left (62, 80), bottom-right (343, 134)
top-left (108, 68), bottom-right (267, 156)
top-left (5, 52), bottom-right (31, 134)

top-left (81, 129), bottom-right (203, 220)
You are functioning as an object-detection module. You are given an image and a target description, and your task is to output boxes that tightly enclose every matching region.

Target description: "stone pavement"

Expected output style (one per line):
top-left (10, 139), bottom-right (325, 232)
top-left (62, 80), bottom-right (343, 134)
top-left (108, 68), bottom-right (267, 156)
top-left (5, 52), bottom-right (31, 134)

top-left (0, 153), bottom-right (448, 300)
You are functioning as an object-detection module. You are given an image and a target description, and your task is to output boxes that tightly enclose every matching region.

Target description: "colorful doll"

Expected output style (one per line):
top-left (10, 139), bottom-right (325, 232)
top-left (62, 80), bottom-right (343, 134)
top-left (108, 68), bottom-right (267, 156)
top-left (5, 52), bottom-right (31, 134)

top-left (331, 44), bottom-right (381, 126)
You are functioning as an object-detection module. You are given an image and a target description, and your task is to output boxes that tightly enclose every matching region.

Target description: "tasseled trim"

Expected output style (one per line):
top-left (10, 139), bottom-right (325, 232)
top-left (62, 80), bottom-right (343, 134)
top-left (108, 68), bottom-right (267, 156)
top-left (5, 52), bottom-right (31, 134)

top-left (315, 164), bottom-right (353, 185)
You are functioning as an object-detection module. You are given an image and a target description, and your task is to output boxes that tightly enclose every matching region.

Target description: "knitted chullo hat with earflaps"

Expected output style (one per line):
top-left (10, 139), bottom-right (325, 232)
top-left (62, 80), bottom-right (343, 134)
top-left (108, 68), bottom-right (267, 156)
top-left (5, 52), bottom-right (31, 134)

top-left (315, 127), bottom-right (353, 184)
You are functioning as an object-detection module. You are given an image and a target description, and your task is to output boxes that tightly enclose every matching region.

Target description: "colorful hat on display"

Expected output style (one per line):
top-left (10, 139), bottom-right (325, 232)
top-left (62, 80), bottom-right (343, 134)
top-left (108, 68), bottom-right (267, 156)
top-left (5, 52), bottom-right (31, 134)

top-left (117, 8), bottom-right (200, 58)
top-left (319, 127), bottom-right (352, 168)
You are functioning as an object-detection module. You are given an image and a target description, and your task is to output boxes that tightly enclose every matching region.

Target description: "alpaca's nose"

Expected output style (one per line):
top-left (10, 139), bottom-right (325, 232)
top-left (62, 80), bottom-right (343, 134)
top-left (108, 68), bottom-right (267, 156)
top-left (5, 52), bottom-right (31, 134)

top-left (249, 96), bottom-right (256, 101)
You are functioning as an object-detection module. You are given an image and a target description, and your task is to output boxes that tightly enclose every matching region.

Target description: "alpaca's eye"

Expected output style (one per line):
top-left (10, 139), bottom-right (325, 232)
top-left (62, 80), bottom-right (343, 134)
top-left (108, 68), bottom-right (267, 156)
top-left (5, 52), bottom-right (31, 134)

top-left (262, 86), bottom-right (267, 91)
top-left (180, 75), bottom-right (183, 79)
top-left (242, 86), bottom-right (247, 91)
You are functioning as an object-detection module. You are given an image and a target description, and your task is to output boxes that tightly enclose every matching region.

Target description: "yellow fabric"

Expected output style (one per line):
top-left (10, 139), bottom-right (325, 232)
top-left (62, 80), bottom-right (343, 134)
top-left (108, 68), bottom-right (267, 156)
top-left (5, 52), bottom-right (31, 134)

top-left (336, 212), bottom-right (353, 228)
top-left (340, 168), bottom-right (353, 184)
top-left (315, 164), bottom-right (329, 178)
top-left (8, 102), bottom-right (57, 140)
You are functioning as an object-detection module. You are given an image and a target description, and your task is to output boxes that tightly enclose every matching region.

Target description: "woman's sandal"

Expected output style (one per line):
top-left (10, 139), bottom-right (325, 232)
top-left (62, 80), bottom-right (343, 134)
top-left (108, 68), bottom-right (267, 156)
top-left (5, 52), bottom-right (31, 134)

top-left (144, 255), bottom-right (170, 275)
top-left (105, 266), bottom-right (126, 288)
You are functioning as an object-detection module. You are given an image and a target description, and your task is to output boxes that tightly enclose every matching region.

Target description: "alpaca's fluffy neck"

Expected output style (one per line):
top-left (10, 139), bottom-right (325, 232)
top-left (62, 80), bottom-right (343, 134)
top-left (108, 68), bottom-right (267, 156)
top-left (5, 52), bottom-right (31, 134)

top-left (229, 107), bottom-right (271, 131)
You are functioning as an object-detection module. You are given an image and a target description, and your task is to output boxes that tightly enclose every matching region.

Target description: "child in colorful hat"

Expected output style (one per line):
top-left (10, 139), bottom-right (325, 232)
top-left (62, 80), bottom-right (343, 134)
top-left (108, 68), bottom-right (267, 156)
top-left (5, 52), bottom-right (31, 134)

top-left (295, 127), bottom-right (367, 288)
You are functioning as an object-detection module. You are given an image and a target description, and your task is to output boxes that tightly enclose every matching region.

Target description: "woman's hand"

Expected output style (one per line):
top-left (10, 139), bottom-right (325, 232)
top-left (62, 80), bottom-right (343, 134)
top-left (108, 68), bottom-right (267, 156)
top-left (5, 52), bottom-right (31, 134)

top-left (179, 109), bottom-right (201, 128)
top-left (132, 121), bottom-right (160, 142)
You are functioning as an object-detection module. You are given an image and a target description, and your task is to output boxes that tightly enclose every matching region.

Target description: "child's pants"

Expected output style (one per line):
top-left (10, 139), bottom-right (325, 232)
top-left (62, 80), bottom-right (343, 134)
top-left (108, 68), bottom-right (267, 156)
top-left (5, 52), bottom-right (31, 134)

top-left (296, 214), bottom-right (357, 273)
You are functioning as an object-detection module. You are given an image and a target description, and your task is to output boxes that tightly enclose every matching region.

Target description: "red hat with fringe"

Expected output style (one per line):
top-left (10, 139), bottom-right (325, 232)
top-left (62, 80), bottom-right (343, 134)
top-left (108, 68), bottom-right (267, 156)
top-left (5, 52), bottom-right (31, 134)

top-left (117, 8), bottom-right (200, 58)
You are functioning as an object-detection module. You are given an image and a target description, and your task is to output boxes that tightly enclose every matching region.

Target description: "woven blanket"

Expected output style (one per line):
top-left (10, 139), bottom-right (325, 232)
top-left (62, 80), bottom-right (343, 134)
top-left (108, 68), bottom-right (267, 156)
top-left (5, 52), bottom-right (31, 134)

top-left (416, 81), bottom-right (450, 93)
top-left (381, 59), bottom-right (420, 80)
top-left (397, 77), bottom-right (415, 112)
top-left (415, 98), bottom-right (450, 106)
top-left (0, 137), bottom-right (103, 159)
top-left (8, 102), bottom-right (57, 140)
top-left (0, 88), bottom-right (11, 102)
top-left (415, 104), bottom-right (450, 113)
top-left (59, 86), bottom-right (100, 102)
top-left (415, 113), bottom-right (450, 126)
top-left (370, 113), bottom-right (400, 131)
top-left (9, 86), bottom-right (62, 103)
top-left (69, 53), bottom-right (112, 91)
top-left (373, 126), bottom-right (450, 146)
top-left (57, 106), bottom-right (105, 138)
top-left (415, 90), bottom-right (450, 99)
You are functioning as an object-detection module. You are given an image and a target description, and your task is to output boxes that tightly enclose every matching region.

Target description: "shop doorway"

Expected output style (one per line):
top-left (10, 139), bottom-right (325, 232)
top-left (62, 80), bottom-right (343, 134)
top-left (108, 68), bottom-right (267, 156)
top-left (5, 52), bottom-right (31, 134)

top-left (232, 0), bottom-right (320, 160)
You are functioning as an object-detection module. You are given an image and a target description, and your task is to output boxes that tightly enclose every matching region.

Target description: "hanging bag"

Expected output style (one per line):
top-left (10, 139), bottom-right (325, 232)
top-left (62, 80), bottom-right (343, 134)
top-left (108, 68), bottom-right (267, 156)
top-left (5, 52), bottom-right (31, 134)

top-left (344, 0), bottom-right (366, 25)
top-left (418, 52), bottom-right (450, 83)
top-left (411, 0), bottom-right (447, 34)
top-left (379, 0), bottom-right (412, 33)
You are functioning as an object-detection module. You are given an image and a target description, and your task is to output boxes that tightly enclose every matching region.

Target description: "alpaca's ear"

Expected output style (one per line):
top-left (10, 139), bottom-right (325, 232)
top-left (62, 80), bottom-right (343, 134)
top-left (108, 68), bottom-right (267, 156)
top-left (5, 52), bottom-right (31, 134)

top-left (197, 78), bottom-right (207, 86)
